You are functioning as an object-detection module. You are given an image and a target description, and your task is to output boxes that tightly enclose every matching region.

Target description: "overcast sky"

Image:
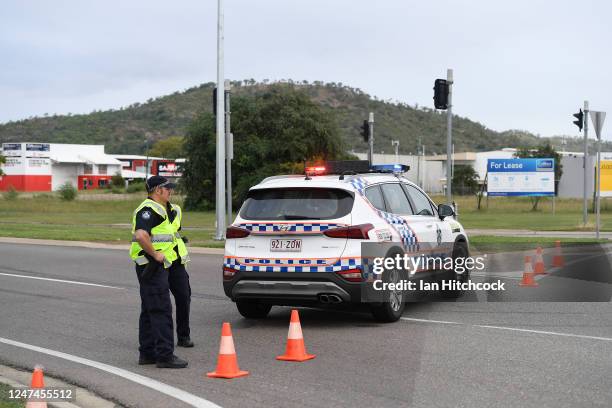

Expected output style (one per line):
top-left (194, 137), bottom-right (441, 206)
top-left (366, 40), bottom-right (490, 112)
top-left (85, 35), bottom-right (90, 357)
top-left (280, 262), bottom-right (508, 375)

top-left (1, 0), bottom-right (610, 138)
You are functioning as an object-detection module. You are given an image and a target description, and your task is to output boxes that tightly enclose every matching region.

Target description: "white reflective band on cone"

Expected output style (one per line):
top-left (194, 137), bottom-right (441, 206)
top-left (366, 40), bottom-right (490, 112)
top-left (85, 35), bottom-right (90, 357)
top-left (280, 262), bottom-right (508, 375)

top-left (287, 322), bottom-right (303, 340)
top-left (219, 336), bottom-right (236, 355)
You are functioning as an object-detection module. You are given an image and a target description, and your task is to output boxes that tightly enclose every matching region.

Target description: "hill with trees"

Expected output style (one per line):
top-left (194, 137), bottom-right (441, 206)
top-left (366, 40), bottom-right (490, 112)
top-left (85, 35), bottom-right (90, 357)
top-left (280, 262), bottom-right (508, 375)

top-left (0, 80), bottom-right (599, 154)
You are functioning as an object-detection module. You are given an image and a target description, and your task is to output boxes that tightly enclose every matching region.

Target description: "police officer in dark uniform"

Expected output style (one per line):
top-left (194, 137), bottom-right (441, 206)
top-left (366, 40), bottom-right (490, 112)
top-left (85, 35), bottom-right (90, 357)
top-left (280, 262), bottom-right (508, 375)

top-left (130, 176), bottom-right (192, 368)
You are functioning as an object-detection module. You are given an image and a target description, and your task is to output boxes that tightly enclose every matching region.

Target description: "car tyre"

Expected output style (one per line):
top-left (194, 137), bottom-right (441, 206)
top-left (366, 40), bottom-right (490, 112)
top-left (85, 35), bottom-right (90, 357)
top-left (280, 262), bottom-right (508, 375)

top-left (370, 266), bottom-right (406, 322)
top-left (236, 300), bottom-right (272, 319)
top-left (439, 241), bottom-right (469, 299)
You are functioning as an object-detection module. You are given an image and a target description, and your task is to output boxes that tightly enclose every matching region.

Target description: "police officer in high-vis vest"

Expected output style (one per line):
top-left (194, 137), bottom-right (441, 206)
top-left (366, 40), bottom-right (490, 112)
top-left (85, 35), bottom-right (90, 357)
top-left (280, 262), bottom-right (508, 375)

top-left (130, 176), bottom-right (192, 368)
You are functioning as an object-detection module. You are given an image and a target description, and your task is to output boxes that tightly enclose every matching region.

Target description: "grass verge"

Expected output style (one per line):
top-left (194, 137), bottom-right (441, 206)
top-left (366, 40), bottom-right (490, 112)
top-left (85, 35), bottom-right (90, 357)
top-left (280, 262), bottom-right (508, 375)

top-left (0, 383), bottom-right (25, 408)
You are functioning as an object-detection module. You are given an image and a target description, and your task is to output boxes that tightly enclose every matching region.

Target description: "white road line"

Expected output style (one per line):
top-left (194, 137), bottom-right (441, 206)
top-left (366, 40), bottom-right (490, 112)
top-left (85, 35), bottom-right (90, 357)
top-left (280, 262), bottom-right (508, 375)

top-left (0, 272), bottom-right (124, 290)
top-left (400, 317), bottom-right (461, 325)
top-left (400, 318), bottom-right (612, 343)
top-left (475, 325), bottom-right (612, 342)
top-left (0, 337), bottom-right (222, 408)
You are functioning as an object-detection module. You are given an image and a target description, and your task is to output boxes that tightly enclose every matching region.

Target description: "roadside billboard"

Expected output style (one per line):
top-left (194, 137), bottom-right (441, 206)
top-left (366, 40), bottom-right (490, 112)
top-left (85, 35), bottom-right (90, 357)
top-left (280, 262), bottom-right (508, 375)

top-left (599, 153), bottom-right (612, 197)
top-left (487, 158), bottom-right (555, 196)
top-left (156, 161), bottom-right (183, 177)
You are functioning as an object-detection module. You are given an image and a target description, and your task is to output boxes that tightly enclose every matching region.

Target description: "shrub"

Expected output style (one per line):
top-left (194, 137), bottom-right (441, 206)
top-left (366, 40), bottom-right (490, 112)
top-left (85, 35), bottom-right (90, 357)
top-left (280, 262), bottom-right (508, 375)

top-left (126, 182), bottom-right (146, 193)
top-left (3, 186), bottom-right (18, 200)
top-left (111, 172), bottom-right (125, 188)
top-left (111, 185), bottom-right (125, 194)
top-left (58, 182), bottom-right (77, 201)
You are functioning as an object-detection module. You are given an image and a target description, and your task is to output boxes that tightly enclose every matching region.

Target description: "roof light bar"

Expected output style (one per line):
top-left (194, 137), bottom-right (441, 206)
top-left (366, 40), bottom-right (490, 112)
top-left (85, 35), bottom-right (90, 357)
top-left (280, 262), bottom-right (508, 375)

top-left (370, 164), bottom-right (410, 174)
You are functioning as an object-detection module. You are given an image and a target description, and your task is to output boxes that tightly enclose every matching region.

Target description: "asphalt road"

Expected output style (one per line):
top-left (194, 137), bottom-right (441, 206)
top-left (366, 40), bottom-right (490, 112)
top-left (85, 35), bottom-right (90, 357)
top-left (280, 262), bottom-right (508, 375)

top-left (1, 242), bottom-right (611, 408)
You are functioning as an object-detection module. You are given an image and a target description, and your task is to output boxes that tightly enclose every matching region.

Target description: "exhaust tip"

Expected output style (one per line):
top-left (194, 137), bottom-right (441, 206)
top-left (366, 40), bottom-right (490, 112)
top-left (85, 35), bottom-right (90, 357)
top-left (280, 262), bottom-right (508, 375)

top-left (328, 294), bottom-right (343, 303)
top-left (319, 294), bottom-right (329, 303)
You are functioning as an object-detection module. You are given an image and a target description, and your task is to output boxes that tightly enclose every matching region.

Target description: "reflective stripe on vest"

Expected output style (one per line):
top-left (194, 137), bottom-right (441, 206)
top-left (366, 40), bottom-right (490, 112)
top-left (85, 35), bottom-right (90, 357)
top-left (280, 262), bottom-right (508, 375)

top-left (131, 233), bottom-right (175, 243)
top-left (134, 255), bottom-right (172, 268)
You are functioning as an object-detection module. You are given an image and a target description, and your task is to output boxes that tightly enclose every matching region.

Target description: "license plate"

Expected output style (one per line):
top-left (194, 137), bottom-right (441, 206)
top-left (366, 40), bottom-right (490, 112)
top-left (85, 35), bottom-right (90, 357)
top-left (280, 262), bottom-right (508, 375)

top-left (270, 239), bottom-right (302, 252)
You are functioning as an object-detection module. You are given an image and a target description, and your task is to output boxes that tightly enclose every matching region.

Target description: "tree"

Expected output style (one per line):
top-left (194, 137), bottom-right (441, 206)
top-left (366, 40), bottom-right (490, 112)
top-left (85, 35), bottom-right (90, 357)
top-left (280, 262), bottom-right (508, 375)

top-left (0, 153), bottom-right (5, 176)
top-left (182, 85), bottom-right (349, 210)
top-left (147, 136), bottom-right (185, 159)
top-left (515, 142), bottom-right (563, 211)
top-left (452, 165), bottom-right (479, 195)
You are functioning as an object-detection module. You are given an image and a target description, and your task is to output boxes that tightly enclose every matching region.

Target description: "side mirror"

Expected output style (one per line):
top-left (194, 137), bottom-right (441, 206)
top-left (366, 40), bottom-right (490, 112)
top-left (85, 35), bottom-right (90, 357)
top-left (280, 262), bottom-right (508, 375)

top-left (438, 204), bottom-right (454, 220)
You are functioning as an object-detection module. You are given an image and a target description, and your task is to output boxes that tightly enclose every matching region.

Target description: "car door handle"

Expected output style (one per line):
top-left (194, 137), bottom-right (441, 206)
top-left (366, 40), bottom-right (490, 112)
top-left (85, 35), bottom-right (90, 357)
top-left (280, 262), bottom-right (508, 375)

top-left (426, 224), bottom-right (434, 228)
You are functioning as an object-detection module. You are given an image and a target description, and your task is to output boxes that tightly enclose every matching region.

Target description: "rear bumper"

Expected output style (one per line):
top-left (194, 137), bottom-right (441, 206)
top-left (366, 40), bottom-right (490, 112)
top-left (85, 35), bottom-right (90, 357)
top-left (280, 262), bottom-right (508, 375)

top-left (223, 271), bottom-right (363, 305)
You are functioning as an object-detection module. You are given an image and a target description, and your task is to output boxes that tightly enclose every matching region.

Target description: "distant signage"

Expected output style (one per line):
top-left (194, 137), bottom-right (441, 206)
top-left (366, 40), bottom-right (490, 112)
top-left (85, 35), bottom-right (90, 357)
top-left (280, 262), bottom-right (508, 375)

top-left (5, 157), bottom-right (23, 167)
top-left (28, 158), bottom-right (50, 168)
top-left (25, 143), bottom-right (50, 158)
top-left (487, 158), bottom-right (555, 196)
top-left (2, 143), bottom-right (22, 156)
top-left (156, 161), bottom-right (183, 177)
top-left (599, 154), bottom-right (612, 198)
top-left (26, 143), bottom-right (50, 152)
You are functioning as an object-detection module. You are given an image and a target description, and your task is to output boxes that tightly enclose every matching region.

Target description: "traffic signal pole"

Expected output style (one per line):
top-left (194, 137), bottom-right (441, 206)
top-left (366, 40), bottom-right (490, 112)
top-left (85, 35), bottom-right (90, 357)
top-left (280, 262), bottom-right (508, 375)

top-left (446, 69), bottom-right (453, 205)
top-left (215, 0), bottom-right (226, 240)
top-left (225, 80), bottom-right (233, 227)
top-left (368, 112), bottom-right (374, 164)
top-left (583, 100), bottom-right (589, 226)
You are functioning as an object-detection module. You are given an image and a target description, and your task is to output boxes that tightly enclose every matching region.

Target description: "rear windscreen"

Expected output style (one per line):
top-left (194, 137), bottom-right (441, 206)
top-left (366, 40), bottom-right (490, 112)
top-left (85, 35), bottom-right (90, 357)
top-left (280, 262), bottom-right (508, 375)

top-left (240, 188), bottom-right (354, 220)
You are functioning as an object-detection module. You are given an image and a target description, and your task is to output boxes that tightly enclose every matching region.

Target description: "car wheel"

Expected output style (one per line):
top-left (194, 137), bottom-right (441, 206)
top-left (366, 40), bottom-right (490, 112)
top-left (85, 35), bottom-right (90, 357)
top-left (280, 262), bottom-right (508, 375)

top-left (439, 241), bottom-right (469, 299)
top-left (236, 300), bottom-right (272, 319)
top-left (370, 266), bottom-right (406, 322)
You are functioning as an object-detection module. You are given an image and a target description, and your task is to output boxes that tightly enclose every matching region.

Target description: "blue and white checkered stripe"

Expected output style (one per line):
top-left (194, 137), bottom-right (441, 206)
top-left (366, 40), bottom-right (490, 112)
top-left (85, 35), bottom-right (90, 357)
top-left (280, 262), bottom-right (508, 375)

top-left (347, 176), bottom-right (418, 252)
top-left (223, 257), bottom-right (361, 273)
top-left (376, 210), bottom-right (418, 252)
top-left (237, 223), bottom-right (341, 233)
top-left (349, 177), bottom-right (368, 195)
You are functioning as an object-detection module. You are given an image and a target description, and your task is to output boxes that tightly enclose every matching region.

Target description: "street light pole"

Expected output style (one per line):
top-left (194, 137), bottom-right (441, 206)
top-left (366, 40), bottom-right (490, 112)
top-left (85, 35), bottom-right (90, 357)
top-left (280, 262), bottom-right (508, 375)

top-left (225, 79), bottom-right (233, 226)
top-left (446, 69), bottom-right (454, 204)
top-left (391, 140), bottom-right (399, 163)
top-left (583, 100), bottom-right (589, 226)
top-left (214, 0), bottom-right (226, 240)
top-left (368, 112), bottom-right (374, 164)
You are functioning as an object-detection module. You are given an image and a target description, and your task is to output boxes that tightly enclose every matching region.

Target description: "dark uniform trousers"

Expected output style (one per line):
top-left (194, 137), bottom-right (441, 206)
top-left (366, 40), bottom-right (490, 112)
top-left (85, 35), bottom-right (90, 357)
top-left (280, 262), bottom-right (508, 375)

top-left (135, 260), bottom-right (191, 359)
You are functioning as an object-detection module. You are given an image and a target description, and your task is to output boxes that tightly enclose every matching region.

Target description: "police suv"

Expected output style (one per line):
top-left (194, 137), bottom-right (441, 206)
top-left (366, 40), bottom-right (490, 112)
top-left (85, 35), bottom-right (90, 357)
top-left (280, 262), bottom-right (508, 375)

top-left (223, 161), bottom-right (469, 322)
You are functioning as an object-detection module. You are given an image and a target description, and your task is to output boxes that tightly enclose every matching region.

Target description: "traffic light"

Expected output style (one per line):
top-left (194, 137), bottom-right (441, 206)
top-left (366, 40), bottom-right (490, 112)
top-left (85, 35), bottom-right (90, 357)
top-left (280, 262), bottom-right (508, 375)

top-left (573, 109), bottom-right (584, 131)
top-left (360, 120), bottom-right (370, 142)
top-left (433, 79), bottom-right (449, 110)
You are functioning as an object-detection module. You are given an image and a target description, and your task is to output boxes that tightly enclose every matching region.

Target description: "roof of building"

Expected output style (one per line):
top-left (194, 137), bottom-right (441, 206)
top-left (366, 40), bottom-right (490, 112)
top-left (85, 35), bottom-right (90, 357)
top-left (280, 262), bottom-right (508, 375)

top-left (50, 151), bottom-right (122, 165)
top-left (111, 154), bottom-right (166, 160)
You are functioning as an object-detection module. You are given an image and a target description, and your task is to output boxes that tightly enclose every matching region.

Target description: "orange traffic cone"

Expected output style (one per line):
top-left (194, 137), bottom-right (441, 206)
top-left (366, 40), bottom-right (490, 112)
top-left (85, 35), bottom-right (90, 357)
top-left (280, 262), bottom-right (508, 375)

top-left (552, 240), bottom-right (564, 267)
top-left (277, 310), bottom-right (316, 362)
top-left (533, 247), bottom-right (547, 275)
top-left (207, 323), bottom-right (249, 379)
top-left (519, 256), bottom-right (538, 287)
top-left (26, 365), bottom-right (47, 408)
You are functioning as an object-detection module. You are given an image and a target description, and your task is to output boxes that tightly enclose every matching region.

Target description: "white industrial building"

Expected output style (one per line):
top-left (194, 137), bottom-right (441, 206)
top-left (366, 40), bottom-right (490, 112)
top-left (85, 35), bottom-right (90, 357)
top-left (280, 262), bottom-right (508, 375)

top-left (0, 142), bottom-right (122, 192)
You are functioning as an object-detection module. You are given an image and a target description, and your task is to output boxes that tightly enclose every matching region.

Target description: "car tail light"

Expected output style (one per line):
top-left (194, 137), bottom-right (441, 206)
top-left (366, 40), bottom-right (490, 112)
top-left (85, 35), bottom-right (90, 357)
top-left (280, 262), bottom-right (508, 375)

top-left (324, 223), bottom-right (374, 239)
top-left (336, 268), bottom-right (364, 282)
top-left (223, 267), bottom-right (236, 280)
top-left (226, 226), bottom-right (250, 239)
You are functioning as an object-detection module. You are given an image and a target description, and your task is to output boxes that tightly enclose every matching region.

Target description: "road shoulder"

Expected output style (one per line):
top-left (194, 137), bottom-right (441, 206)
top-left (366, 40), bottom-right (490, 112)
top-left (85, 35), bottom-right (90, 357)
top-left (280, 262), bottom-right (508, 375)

top-left (0, 364), bottom-right (118, 408)
top-left (0, 237), bottom-right (224, 255)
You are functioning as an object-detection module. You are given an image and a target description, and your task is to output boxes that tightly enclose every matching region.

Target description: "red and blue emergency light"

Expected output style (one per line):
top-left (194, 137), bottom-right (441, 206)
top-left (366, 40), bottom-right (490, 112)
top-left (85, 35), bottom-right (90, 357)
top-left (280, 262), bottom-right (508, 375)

top-left (304, 160), bottom-right (409, 176)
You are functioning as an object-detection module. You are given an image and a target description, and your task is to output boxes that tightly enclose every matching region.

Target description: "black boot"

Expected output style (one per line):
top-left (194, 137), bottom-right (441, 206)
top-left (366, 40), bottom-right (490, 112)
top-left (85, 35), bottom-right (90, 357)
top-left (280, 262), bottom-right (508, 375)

top-left (138, 355), bottom-right (156, 365)
top-left (177, 337), bottom-right (194, 348)
top-left (156, 355), bottom-right (188, 368)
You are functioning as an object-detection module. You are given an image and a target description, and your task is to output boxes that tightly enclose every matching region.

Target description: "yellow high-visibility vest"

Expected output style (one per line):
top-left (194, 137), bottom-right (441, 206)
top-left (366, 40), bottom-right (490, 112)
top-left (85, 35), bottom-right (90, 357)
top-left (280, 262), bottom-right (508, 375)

top-left (129, 198), bottom-right (189, 267)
